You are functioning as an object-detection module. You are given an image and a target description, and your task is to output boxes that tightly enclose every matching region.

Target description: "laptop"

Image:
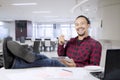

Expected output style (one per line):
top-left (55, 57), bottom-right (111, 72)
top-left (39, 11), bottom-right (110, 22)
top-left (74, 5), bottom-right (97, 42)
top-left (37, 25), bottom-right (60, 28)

top-left (103, 49), bottom-right (120, 80)
top-left (90, 49), bottom-right (120, 80)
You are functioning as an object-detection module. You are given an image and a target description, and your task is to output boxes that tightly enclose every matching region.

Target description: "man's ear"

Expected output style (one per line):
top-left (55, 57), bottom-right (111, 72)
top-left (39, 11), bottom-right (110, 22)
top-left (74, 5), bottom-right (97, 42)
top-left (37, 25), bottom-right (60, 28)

top-left (87, 24), bottom-right (90, 28)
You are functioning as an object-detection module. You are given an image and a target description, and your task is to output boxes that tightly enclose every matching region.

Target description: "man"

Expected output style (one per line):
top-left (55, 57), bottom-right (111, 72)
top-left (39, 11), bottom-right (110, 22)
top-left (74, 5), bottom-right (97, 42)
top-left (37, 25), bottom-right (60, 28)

top-left (3, 37), bottom-right (65, 69)
top-left (58, 15), bottom-right (102, 67)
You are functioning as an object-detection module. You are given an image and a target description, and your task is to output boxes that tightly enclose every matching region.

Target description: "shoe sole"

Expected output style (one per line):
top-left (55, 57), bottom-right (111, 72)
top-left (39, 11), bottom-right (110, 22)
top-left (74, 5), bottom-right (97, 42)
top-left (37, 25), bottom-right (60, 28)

top-left (7, 41), bottom-right (35, 63)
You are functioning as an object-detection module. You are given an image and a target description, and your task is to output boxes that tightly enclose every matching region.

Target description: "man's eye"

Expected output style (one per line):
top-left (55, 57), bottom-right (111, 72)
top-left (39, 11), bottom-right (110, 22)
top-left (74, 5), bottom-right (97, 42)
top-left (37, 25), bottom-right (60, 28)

top-left (81, 22), bottom-right (85, 25)
top-left (75, 23), bottom-right (79, 26)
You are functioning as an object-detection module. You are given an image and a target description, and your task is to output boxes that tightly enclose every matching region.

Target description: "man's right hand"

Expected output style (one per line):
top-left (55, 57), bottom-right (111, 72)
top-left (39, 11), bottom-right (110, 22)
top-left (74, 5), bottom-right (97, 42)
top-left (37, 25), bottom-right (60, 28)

top-left (58, 35), bottom-right (65, 45)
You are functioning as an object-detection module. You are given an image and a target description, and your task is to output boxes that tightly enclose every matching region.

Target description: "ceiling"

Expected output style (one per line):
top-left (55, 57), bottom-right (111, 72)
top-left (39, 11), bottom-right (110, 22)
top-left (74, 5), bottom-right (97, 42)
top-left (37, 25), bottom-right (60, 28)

top-left (0, 0), bottom-right (99, 23)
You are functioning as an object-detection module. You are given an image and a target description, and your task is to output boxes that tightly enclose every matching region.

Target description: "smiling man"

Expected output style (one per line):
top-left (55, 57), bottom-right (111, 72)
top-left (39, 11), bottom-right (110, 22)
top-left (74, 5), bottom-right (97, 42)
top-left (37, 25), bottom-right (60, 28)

top-left (57, 15), bottom-right (102, 67)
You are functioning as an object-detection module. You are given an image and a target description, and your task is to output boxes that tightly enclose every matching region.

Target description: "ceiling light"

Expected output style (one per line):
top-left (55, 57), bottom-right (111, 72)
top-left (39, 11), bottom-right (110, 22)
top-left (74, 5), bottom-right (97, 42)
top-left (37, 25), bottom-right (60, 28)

top-left (12, 3), bottom-right (37, 6)
top-left (32, 11), bottom-right (51, 13)
top-left (44, 16), bottom-right (58, 18)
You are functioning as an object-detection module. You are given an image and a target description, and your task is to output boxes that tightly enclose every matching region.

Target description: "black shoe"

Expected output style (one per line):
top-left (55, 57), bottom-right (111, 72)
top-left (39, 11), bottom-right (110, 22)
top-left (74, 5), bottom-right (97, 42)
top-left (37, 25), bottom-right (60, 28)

top-left (3, 37), bottom-right (14, 69)
top-left (7, 41), bottom-right (36, 63)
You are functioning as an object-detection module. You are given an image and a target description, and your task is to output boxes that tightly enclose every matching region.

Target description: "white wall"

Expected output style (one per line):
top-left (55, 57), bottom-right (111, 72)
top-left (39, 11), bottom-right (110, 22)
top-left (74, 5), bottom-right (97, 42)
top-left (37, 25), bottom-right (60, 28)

top-left (98, 0), bottom-right (120, 67)
top-left (99, 0), bottom-right (120, 40)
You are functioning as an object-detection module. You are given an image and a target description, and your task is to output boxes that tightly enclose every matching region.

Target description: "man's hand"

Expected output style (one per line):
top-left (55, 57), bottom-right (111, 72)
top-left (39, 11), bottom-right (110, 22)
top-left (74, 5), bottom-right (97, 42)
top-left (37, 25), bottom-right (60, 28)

top-left (58, 35), bottom-right (65, 45)
top-left (60, 58), bottom-right (76, 67)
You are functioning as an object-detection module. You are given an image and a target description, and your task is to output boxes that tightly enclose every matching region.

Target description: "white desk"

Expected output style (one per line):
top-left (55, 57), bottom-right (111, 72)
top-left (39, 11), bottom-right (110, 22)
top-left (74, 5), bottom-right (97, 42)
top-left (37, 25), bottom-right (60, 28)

top-left (15, 41), bottom-right (33, 46)
top-left (0, 67), bottom-right (100, 80)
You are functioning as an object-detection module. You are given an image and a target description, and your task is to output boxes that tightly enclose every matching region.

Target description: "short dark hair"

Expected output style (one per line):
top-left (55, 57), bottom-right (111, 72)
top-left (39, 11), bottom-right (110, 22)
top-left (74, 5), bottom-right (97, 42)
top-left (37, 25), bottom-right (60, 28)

top-left (76, 15), bottom-right (90, 24)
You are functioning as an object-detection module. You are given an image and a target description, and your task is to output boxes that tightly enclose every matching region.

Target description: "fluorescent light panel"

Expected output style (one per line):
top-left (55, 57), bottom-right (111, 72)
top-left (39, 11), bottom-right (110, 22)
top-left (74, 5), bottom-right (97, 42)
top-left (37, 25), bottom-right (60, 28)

top-left (32, 11), bottom-right (51, 13)
top-left (43, 16), bottom-right (58, 18)
top-left (12, 3), bottom-right (37, 6)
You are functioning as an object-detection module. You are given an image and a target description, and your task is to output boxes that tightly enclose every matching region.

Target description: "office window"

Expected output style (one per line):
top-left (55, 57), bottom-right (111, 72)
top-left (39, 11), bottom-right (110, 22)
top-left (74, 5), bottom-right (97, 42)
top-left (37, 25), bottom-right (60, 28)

top-left (31, 23), bottom-right (100, 40)
top-left (27, 23), bottom-right (33, 37)
top-left (36, 24), bottom-right (45, 38)
top-left (0, 27), bottom-right (8, 39)
top-left (32, 24), bottom-right (53, 38)
top-left (0, 22), bottom-right (8, 39)
top-left (43, 24), bottom-right (53, 38)
top-left (71, 24), bottom-right (77, 37)
top-left (60, 24), bottom-right (71, 40)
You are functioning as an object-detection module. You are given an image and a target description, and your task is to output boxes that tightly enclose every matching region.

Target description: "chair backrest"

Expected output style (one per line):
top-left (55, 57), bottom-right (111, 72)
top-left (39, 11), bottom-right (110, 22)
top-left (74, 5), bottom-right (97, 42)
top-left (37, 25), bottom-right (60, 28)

top-left (44, 39), bottom-right (51, 47)
top-left (33, 41), bottom-right (40, 53)
top-left (3, 36), bottom-right (14, 69)
top-left (20, 36), bottom-right (25, 43)
top-left (35, 39), bottom-right (42, 46)
top-left (103, 49), bottom-right (120, 80)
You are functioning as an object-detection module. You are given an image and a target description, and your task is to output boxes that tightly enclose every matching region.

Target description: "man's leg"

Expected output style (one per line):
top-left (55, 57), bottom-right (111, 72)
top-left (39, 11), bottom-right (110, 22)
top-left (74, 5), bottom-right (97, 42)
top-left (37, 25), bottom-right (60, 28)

top-left (12, 54), bottom-right (65, 69)
top-left (34, 54), bottom-right (65, 67)
top-left (7, 41), bottom-right (36, 63)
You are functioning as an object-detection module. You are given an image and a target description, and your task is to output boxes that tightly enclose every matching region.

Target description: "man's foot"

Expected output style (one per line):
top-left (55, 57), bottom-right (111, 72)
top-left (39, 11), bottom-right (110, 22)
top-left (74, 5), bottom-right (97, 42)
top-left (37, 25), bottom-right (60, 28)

top-left (3, 37), bottom-right (14, 69)
top-left (7, 41), bottom-right (36, 63)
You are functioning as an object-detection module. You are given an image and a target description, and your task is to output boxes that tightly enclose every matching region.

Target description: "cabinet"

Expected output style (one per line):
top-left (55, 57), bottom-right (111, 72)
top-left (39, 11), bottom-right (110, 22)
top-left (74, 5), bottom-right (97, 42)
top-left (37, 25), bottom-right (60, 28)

top-left (15, 20), bottom-right (32, 40)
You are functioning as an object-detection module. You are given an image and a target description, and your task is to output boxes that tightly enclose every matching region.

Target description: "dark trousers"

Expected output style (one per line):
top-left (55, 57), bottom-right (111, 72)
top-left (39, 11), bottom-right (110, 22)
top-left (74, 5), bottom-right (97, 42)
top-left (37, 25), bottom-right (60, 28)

top-left (11, 54), bottom-right (65, 69)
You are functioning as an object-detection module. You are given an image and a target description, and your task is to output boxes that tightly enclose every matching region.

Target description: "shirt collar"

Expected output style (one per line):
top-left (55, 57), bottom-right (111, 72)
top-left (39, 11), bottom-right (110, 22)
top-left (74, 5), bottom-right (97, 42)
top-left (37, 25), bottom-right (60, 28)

top-left (75, 36), bottom-right (90, 41)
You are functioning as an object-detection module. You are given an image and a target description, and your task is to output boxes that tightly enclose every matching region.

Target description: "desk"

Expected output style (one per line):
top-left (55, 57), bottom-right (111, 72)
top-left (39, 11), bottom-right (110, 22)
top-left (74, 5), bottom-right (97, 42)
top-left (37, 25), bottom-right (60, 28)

top-left (15, 41), bottom-right (33, 46)
top-left (0, 67), bottom-right (99, 80)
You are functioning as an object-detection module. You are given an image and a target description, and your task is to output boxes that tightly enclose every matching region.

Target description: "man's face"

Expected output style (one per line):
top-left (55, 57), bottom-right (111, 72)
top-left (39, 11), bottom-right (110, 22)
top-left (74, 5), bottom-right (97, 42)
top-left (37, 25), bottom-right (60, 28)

top-left (74, 17), bottom-right (89, 36)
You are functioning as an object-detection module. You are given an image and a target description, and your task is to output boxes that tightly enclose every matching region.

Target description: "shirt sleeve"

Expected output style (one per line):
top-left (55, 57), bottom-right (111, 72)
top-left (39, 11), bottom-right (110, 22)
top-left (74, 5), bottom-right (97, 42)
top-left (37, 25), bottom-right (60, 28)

top-left (57, 44), bottom-right (66, 56)
top-left (89, 41), bottom-right (102, 66)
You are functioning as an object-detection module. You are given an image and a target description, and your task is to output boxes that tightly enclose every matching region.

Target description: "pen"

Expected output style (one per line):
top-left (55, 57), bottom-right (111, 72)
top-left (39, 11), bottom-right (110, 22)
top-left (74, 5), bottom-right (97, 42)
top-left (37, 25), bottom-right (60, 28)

top-left (62, 69), bottom-right (72, 73)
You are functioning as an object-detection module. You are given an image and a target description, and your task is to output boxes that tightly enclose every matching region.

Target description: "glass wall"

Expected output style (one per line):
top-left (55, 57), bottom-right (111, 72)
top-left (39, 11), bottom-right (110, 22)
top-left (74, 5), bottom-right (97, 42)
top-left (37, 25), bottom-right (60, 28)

top-left (28, 22), bottom-right (99, 40)
top-left (29, 23), bottom-right (78, 40)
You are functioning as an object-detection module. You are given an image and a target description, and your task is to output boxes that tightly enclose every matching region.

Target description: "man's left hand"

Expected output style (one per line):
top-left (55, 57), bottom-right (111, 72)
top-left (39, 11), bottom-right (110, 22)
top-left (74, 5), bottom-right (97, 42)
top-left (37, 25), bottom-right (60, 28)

top-left (60, 59), bottom-right (76, 67)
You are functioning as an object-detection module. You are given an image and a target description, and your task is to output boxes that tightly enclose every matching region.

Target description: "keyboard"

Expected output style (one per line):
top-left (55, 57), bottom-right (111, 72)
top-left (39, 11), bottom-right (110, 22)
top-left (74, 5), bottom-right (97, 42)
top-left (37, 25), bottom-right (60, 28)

top-left (90, 71), bottom-right (104, 80)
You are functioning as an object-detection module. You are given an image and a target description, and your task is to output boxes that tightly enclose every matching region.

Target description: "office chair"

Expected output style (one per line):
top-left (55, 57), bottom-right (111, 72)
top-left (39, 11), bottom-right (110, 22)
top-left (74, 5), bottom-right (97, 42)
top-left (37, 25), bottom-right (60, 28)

top-left (20, 36), bottom-right (25, 43)
top-left (39, 40), bottom-right (43, 52)
top-left (44, 39), bottom-right (51, 52)
top-left (33, 41), bottom-right (40, 53)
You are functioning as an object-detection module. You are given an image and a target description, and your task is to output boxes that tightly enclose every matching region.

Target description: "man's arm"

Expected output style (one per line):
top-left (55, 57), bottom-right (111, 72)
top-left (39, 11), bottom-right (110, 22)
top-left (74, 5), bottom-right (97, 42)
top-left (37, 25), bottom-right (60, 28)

top-left (90, 41), bottom-right (102, 65)
top-left (57, 44), bottom-right (66, 56)
top-left (57, 35), bottom-right (67, 56)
